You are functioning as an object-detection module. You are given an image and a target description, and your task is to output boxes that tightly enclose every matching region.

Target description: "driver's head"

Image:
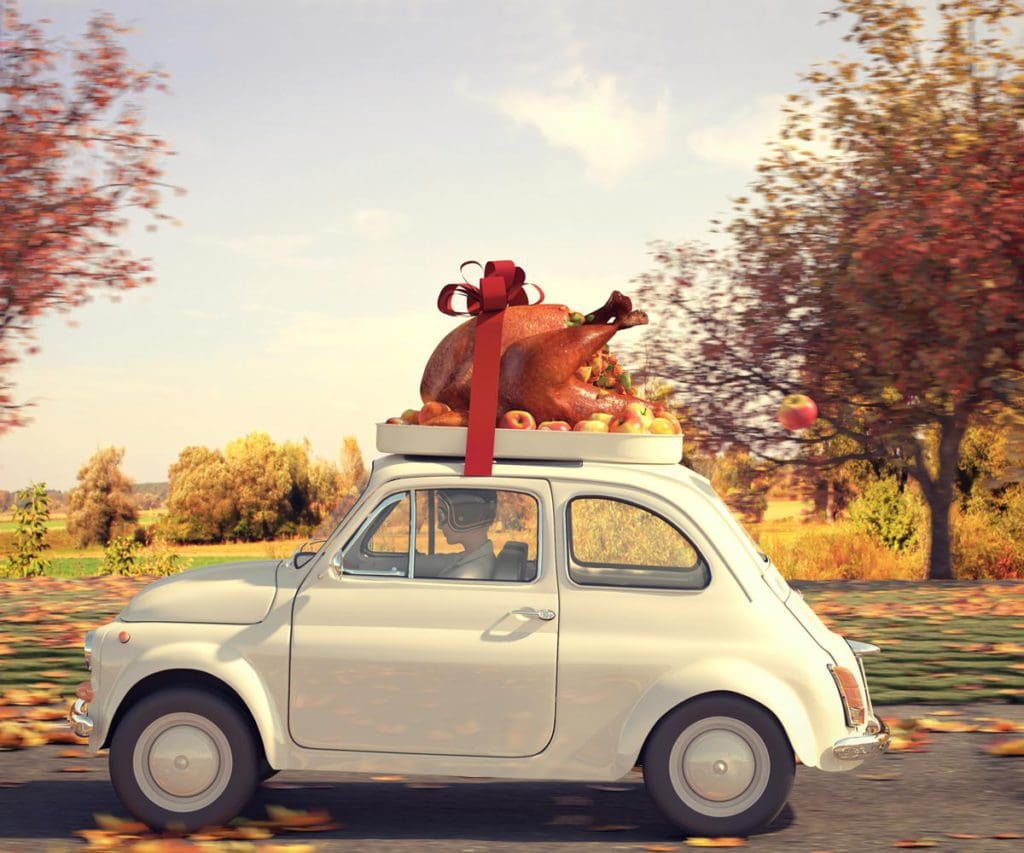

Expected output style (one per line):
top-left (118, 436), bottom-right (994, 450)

top-left (437, 490), bottom-right (497, 531)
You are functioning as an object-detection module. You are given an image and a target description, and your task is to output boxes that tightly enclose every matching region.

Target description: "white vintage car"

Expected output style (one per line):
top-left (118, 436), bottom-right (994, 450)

top-left (70, 427), bottom-right (888, 837)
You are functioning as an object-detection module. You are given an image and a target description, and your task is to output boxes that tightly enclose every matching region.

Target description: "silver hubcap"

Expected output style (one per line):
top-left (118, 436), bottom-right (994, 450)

top-left (133, 712), bottom-right (233, 813)
top-left (668, 716), bottom-right (770, 818)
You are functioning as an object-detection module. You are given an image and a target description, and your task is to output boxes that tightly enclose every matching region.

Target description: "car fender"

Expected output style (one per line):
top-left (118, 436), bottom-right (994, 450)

top-left (95, 640), bottom-right (285, 768)
top-left (616, 657), bottom-right (823, 770)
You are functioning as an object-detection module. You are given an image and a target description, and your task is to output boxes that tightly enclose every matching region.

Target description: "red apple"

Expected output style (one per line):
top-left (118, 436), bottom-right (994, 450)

top-left (588, 412), bottom-right (615, 424)
top-left (385, 417), bottom-right (405, 424)
top-left (400, 408), bottom-right (421, 424)
top-left (499, 410), bottom-right (537, 430)
top-left (538, 420), bottom-right (572, 431)
top-left (574, 419), bottom-right (609, 432)
top-left (777, 394), bottom-right (818, 431)
top-left (610, 413), bottom-right (646, 434)
top-left (418, 401), bottom-right (451, 424)
top-left (624, 401), bottom-right (655, 428)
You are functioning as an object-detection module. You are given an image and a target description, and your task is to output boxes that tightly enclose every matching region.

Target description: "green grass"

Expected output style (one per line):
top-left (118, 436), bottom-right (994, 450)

top-left (0, 577), bottom-right (1020, 705)
top-left (37, 554), bottom-right (266, 578)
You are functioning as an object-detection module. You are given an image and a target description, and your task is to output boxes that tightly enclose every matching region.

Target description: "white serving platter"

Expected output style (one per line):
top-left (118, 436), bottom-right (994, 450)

top-left (376, 422), bottom-right (683, 465)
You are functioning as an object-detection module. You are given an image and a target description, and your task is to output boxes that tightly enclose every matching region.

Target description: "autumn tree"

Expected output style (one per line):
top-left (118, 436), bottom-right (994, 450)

top-left (66, 447), bottom-right (138, 546)
top-left (0, 2), bottom-right (175, 430)
top-left (165, 446), bottom-right (236, 543)
top-left (638, 0), bottom-right (1024, 580)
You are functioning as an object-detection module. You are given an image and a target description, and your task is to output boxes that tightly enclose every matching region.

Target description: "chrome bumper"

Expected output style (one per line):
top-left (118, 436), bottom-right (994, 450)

top-left (832, 717), bottom-right (890, 760)
top-left (68, 698), bottom-right (94, 738)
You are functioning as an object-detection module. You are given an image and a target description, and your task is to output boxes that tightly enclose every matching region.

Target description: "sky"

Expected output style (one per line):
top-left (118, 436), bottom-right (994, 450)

top-left (2, 0), bottom-right (859, 491)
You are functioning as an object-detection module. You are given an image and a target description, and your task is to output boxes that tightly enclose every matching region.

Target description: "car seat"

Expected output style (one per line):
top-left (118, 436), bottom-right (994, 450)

top-left (492, 540), bottom-right (530, 581)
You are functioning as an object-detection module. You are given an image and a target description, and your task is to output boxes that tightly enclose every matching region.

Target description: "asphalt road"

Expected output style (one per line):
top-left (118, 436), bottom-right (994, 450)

top-left (0, 704), bottom-right (1021, 853)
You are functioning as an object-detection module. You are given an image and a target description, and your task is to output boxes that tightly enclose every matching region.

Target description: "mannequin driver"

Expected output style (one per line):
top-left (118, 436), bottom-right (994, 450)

top-left (436, 490), bottom-right (497, 580)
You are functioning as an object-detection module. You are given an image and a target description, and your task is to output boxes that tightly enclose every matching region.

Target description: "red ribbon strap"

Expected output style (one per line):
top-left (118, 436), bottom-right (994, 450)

top-left (437, 260), bottom-right (544, 476)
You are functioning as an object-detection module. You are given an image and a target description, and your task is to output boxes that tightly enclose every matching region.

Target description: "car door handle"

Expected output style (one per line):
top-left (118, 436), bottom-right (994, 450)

top-left (511, 608), bottom-right (556, 621)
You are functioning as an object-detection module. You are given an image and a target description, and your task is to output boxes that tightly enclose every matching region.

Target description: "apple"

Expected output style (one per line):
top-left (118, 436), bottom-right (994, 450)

top-left (385, 417), bottom-right (405, 424)
top-left (610, 413), bottom-right (646, 434)
top-left (499, 410), bottom-right (537, 430)
top-left (649, 417), bottom-right (678, 435)
top-left (777, 394), bottom-right (818, 431)
top-left (624, 401), bottom-right (656, 428)
top-left (589, 412), bottom-right (615, 424)
top-left (418, 401), bottom-right (451, 424)
top-left (574, 419), bottom-right (609, 432)
top-left (400, 408), bottom-right (420, 424)
top-left (538, 420), bottom-right (572, 431)
top-left (650, 412), bottom-right (682, 435)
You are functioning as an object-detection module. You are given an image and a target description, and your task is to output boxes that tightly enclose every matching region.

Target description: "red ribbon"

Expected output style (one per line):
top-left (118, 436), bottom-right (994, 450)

top-left (437, 260), bottom-right (544, 476)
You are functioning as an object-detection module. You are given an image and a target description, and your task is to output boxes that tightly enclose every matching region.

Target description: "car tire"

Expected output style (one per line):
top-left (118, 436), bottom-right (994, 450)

top-left (644, 695), bottom-right (794, 838)
top-left (109, 687), bottom-right (260, 832)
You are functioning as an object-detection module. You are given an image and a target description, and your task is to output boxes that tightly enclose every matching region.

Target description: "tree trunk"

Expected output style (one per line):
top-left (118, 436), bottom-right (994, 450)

top-left (919, 412), bottom-right (969, 581)
top-left (926, 486), bottom-right (955, 581)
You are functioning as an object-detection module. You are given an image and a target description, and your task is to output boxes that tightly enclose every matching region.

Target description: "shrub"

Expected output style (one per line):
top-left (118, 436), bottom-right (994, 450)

top-left (951, 504), bottom-right (1024, 580)
top-left (756, 523), bottom-right (924, 581)
top-left (846, 477), bottom-right (925, 552)
top-left (138, 539), bottom-right (184, 576)
top-left (2, 483), bottom-right (50, 577)
top-left (102, 536), bottom-right (139, 576)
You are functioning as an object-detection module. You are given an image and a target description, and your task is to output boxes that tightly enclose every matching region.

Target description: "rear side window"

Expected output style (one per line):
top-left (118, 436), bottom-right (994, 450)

top-left (567, 497), bottom-right (709, 590)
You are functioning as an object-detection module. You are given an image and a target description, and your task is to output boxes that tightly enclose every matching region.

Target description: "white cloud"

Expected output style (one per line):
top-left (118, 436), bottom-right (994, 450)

top-left (495, 66), bottom-right (670, 182)
top-left (686, 95), bottom-right (786, 171)
top-left (345, 208), bottom-right (409, 240)
top-left (201, 233), bottom-right (335, 270)
top-left (687, 95), bottom-right (835, 172)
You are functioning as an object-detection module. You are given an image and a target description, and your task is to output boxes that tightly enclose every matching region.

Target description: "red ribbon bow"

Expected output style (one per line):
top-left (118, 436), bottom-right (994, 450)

top-left (437, 260), bottom-right (544, 476)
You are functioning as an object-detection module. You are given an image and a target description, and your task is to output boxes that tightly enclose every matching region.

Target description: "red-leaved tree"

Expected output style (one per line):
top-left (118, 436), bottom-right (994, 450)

top-left (1, 1), bottom-right (176, 429)
top-left (637, 0), bottom-right (1024, 580)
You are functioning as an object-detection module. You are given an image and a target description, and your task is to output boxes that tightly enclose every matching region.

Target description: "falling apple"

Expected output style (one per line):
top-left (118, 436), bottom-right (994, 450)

top-left (777, 394), bottom-right (818, 431)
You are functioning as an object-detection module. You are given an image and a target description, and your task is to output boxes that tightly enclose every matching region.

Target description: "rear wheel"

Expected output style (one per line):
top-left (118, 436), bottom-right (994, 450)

top-left (109, 687), bottom-right (259, 831)
top-left (644, 695), bottom-right (794, 837)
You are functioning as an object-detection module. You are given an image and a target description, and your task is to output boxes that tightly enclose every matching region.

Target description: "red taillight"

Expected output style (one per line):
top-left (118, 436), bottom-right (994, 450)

top-left (829, 664), bottom-right (866, 726)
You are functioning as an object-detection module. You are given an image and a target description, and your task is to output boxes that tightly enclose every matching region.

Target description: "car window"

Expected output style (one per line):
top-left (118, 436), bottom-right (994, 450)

top-left (567, 496), bottom-right (709, 590)
top-left (339, 492), bottom-right (410, 577)
top-left (413, 488), bottom-right (539, 582)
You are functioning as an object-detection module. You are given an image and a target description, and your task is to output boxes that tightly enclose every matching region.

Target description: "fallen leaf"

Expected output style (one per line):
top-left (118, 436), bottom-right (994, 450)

top-left (893, 840), bottom-right (939, 848)
top-left (684, 838), bottom-right (747, 848)
top-left (992, 832), bottom-right (1023, 839)
top-left (59, 765), bottom-right (92, 772)
top-left (369, 774), bottom-right (405, 782)
top-left (945, 833), bottom-right (983, 839)
top-left (264, 805), bottom-right (335, 828)
top-left (92, 814), bottom-right (150, 834)
top-left (856, 770), bottom-right (901, 781)
top-left (984, 737), bottom-right (1024, 756)
top-left (643, 846), bottom-right (679, 852)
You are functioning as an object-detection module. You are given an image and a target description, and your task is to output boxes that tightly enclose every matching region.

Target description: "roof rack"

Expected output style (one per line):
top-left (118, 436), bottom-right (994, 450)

top-left (377, 423), bottom-right (683, 465)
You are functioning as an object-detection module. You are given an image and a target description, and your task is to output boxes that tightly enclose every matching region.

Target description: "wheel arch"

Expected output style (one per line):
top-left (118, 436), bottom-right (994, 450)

top-left (101, 669), bottom-right (271, 768)
top-left (636, 689), bottom-right (791, 768)
top-left (617, 659), bottom-right (824, 770)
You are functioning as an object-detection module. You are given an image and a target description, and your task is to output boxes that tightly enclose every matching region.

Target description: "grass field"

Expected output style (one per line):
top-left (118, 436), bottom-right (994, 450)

top-left (0, 574), bottom-right (1020, 706)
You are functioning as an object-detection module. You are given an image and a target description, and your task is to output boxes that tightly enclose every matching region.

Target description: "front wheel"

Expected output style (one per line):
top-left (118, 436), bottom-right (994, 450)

top-left (109, 687), bottom-right (259, 831)
top-left (644, 695), bottom-right (794, 838)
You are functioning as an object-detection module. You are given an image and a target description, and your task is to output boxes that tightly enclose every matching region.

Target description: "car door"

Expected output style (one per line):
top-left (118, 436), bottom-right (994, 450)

top-left (289, 478), bottom-right (558, 758)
